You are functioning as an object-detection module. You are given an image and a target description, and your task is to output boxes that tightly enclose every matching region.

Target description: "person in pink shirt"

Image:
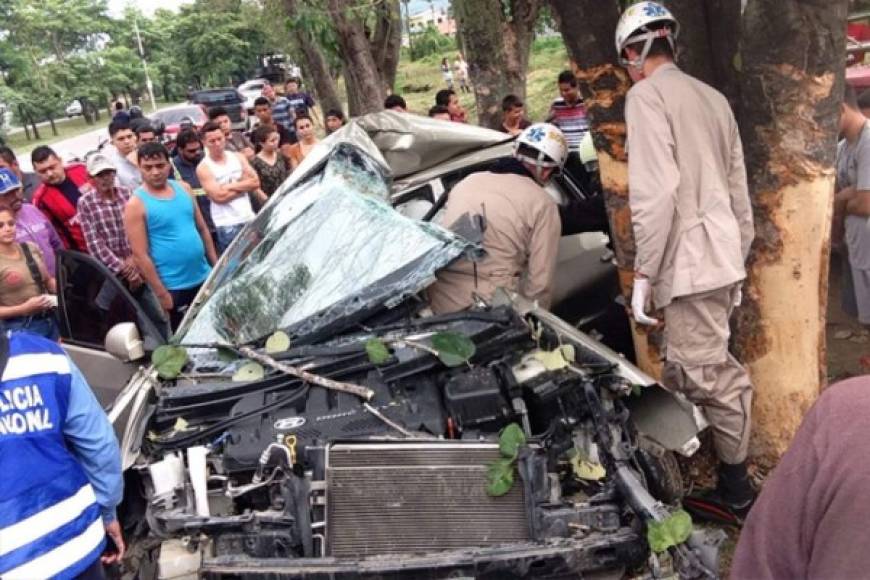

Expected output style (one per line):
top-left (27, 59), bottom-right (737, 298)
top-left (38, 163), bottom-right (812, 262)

top-left (0, 167), bottom-right (63, 277)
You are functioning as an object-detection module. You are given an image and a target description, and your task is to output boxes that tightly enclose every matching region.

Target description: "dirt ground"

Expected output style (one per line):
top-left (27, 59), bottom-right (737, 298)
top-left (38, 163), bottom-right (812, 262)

top-left (827, 252), bottom-right (870, 380)
top-left (677, 255), bottom-right (870, 577)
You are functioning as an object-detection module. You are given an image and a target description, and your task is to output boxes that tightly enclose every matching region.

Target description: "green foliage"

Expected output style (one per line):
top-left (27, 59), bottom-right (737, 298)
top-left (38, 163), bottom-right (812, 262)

top-left (646, 510), bottom-right (694, 553)
top-left (152, 345), bottom-right (189, 379)
top-left (365, 338), bottom-right (391, 365)
top-left (431, 331), bottom-right (476, 367)
top-left (233, 362), bottom-right (266, 382)
top-left (265, 331), bottom-right (292, 354)
top-left (486, 423), bottom-right (527, 497)
top-left (411, 25), bottom-right (455, 60)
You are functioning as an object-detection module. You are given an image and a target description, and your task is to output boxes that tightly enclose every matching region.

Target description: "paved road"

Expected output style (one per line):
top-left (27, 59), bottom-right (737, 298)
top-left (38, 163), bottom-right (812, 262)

top-left (17, 103), bottom-right (184, 173)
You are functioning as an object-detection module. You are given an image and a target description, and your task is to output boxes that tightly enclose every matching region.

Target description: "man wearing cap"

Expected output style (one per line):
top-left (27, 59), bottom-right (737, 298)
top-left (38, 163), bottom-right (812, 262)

top-left (77, 154), bottom-right (140, 287)
top-left (0, 168), bottom-right (63, 277)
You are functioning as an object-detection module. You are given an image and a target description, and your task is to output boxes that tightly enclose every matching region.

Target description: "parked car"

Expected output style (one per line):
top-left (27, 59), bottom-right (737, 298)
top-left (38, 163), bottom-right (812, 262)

top-left (65, 99), bottom-right (83, 117)
top-left (189, 87), bottom-right (248, 131)
top-left (62, 114), bottom-right (719, 579)
top-left (151, 104), bottom-right (208, 143)
top-left (238, 78), bottom-right (268, 114)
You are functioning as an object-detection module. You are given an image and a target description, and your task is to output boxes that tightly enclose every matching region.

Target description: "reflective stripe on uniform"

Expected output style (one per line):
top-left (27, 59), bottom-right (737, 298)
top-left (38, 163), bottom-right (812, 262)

top-left (2, 352), bottom-right (71, 382)
top-left (0, 484), bottom-right (96, 557)
top-left (2, 515), bottom-right (103, 579)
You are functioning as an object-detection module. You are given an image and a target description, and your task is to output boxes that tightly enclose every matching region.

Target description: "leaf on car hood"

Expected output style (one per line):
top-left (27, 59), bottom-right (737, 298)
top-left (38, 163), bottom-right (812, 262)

top-left (265, 331), bottom-right (292, 354)
top-left (365, 338), bottom-right (391, 365)
top-left (152, 345), bottom-right (188, 379)
top-left (431, 331), bottom-right (476, 367)
top-left (647, 509), bottom-right (694, 553)
top-left (233, 362), bottom-right (265, 382)
top-left (530, 344), bottom-right (576, 371)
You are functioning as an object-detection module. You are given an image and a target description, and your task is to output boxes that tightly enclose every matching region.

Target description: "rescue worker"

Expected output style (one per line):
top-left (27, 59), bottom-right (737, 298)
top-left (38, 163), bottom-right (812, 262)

top-left (617, 2), bottom-right (756, 522)
top-left (0, 330), bottom-right (124, 579)
top-left (427, 123), bottom-right (565, 314)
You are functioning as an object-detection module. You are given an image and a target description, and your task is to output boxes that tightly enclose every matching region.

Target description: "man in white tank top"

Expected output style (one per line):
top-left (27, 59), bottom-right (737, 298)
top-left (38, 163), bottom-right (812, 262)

top-left (196, 122), bottom-right (264, 253)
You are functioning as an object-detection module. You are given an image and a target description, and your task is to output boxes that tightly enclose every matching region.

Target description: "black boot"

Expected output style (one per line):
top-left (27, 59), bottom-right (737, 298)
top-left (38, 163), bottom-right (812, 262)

top-left (683, 461), bottom-right (756, 526)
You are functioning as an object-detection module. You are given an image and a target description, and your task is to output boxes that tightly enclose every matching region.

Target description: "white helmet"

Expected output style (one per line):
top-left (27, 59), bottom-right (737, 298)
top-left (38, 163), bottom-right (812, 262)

top-left (514, 123), bottom-right (568, 181)
top-left (615, 1), bottom-right (679, 68)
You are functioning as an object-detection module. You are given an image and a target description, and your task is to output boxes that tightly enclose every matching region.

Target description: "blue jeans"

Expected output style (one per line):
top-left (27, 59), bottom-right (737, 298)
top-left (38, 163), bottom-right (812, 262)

top-left (3, 312), bottom-right (60, 341)
top-left (215, 223), bottom-right (247, 254)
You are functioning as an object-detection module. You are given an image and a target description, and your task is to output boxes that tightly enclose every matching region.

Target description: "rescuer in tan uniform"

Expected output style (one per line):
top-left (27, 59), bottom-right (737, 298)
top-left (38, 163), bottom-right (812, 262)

top-left (617, 2), bottom-right (756, 522)
top-left (428, 123), bottom-right (566, 314)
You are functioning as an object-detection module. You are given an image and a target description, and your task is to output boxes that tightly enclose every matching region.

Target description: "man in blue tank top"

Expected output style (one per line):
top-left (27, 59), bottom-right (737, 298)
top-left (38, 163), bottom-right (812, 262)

top-left (124, 142), bottom-right (217, 330)
top-left (0, 330), bottom-right (124, 579)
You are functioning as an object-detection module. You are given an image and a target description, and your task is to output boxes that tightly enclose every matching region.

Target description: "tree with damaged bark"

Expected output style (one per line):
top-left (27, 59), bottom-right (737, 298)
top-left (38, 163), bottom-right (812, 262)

top-left (551, 0), bottom-right (847, 463)
top-left (453, 0), bottom-right (543, 128)
top-left (734, 0), bottom-right (847, 459)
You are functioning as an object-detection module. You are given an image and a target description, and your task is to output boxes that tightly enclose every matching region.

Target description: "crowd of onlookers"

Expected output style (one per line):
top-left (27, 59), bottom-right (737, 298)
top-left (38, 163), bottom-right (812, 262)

top-left (0, 70), bottom-right (593, 343)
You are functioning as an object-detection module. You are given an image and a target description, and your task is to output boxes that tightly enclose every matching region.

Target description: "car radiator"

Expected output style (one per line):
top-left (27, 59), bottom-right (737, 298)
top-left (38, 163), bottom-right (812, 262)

top-left (326, 441), bottom-right (530, 557)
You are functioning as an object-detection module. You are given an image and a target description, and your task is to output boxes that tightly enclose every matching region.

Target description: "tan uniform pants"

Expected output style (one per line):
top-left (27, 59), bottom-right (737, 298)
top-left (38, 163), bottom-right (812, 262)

top-left (662, 284), bottom-right (753, 464)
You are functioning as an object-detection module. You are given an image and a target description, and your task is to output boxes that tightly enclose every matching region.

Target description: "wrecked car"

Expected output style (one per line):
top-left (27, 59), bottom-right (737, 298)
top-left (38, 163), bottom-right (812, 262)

top-left (88, 114), bottom-right (720, 579)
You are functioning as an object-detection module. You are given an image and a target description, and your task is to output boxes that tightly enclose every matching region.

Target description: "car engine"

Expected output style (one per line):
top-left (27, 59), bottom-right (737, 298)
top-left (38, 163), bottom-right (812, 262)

top-left (122, 307), bottom-right (696, 579)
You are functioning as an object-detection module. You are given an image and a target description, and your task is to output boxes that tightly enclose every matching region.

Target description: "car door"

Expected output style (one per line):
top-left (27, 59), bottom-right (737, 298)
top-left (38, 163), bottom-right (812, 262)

top-left (56, 250), bottom-right (166, 410)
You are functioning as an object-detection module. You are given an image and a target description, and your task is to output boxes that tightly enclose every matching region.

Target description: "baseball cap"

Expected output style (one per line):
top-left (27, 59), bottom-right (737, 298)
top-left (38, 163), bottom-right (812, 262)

top-left (0, 168), bottom-right (21, 195)
top-left (86, 152), bottom-right (116, 176)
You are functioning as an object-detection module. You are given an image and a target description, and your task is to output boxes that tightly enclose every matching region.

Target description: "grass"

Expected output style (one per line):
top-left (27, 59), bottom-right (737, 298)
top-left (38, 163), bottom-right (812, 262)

top-left (393, 35), bottom-right (571, 125)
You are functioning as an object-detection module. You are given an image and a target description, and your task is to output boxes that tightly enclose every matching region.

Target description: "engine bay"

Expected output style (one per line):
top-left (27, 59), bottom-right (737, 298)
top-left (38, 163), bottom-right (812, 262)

top-left (122, 307), bottom-right (688, 578)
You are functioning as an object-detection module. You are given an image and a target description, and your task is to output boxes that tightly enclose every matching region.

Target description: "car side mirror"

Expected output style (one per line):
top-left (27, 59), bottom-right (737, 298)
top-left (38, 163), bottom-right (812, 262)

top-left (105, 322), bottom-right (146, 362)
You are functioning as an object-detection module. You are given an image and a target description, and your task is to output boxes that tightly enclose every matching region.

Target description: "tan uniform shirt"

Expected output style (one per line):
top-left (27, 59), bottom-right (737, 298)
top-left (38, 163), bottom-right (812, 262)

top-left (0, 243), bottom-right (48, 308)
top-left (626, 63), bottom-right (754, 308)
top-left (428, 171), bottom-right (560, 314)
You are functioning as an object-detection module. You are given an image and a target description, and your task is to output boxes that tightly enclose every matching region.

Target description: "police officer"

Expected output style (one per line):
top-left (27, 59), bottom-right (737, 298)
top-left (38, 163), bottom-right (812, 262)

top-left (0, 331), bottom-right (124, 579)
top-left (427, 123), bottom-right (566, 314)
top-left (617, 2), bottom-right (756, 521)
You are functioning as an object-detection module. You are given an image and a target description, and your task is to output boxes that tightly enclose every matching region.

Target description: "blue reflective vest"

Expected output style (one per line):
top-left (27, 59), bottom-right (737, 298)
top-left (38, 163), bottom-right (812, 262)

top-left (0, 333), bottom-right (105, 579)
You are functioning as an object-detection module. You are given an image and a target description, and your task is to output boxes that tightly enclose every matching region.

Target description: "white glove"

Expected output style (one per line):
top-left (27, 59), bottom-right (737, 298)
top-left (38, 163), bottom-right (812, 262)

top-left (733, 285), bottom-right (743, 308)
top-left (631, 277), bottom-right (659, 326)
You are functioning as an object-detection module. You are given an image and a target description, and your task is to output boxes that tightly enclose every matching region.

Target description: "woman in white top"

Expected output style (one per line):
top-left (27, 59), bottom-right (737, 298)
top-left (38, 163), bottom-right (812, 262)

top-left (196, 121), bottom-right (264, 254)
top-left (440, 58), bottom-right (454, 90)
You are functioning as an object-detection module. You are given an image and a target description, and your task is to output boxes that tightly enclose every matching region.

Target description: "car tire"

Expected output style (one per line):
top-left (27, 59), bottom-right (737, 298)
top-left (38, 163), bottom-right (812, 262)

top-left (637, 443), bottom-right (685, 504)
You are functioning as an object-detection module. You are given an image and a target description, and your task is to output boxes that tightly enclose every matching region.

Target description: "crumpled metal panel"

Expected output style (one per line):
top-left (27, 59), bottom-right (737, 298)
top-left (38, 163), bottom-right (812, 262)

top-left (340, 110), bottom-right (511, 179)
top-left (181, 144), bottom-right (475, 346)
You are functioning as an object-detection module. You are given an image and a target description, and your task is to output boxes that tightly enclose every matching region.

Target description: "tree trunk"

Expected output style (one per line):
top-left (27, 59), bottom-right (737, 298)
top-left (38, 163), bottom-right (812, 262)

top-left (283, 0), bottom-right (344, 116)
top-left (327, 0), bottom-right (386, 115)
top-left (372, 0), bottom-right (403, 93)
top-left (550, 0), bottom-right (665, 376)
top-left (454, 0), bottom-right (510, 128)
top-left (733, 0), bottom-right (846, 460)
top-left (661, 0), bottom-right (742, 108)
top-left (503, 0), bottom-right (542, 102)
top-left (29, 115), bottom-right (40, 141)
top-left (48, 115), bottom-right (57, 136)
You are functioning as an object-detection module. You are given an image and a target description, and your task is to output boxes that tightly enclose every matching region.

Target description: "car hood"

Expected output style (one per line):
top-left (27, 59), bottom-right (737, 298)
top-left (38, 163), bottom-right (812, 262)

top-left (177, 124), bottom-right (478, 347)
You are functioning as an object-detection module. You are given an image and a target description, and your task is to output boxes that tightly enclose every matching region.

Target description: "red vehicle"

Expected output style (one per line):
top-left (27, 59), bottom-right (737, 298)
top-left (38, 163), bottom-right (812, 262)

top-left (151, 105), bottom-right (208, 144)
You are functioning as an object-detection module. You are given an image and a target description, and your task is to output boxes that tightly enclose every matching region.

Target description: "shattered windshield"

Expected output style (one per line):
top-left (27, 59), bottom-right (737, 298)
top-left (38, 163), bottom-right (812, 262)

top-left (180, 143), bottom-right (474, 347)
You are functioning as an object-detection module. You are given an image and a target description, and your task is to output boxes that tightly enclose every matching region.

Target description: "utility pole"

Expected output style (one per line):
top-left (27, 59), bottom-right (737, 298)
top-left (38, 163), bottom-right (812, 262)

top-left (134, 17), bottom-right (157, 112)
top-left (403, 0), bottom-right (415, 61)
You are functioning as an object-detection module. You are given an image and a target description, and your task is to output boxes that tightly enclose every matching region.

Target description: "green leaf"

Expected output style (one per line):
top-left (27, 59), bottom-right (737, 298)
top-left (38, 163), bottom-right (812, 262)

top-left (152, 345), bottom-right (188, 379)
top-left (233, 362), bottom-right (265, 382)
top-left (431, 331), bottom-right (476, 367)
top-left (631, 384), bottom-right (642, 397)
top-left (265, 330), bottom-right (291, 354)
top-left (646, 510), bottom-right (694, 553)
top-left (498, 423), bottom-right (527, 459)
top-left (531, 344), bottom-right (576, 370)
top-left (217, 347), bottom-right (237, 362)
top-left (486, 458), bottom-right (515, 496)
top-left (365, 338), bottom-right (391, 365)
top-left (570, 454), bottom-right (606, 481)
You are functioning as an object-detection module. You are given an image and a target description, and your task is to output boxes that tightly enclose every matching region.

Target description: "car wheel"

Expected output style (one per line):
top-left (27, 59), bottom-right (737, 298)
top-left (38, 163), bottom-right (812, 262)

top-left (637, 442), bottom-right (685, 504)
